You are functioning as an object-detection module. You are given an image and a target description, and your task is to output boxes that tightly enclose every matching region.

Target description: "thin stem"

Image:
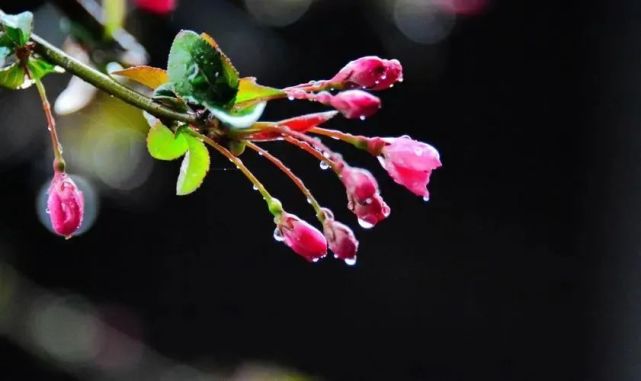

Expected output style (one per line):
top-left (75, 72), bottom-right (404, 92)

top-left (282, 135), bottom-right (340, 173)
top-left (197, 133), bottom-right (282, 215)
top-left (25, 65), bottom-right (65, 170)
top-left (309, 127), bottom-right (360, 145)
top-left (232, 81), bottom-right (339, 111)
top-left (246, 141), bottom-right (327, 222)
top-left (268, 125), bottom-right (344, 172)
top-left (31, 33), bottom-right (198, 125)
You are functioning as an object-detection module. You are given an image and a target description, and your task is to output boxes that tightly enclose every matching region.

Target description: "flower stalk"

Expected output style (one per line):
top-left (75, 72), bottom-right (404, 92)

top-left (246, 141), bottom-right (327, 222)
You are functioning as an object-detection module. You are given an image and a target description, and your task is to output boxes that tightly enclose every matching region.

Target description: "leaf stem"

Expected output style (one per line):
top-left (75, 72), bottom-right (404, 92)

top-left (246, 141), bottom-right (327, 222)
top-left (30, 33), bottom-right (198, 125)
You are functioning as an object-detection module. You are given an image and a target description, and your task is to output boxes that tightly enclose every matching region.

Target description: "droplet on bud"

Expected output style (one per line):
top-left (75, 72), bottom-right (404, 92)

top-left (320, 161), bottom-right (330, 170)
top-left (357, 218), bottom-right (374, 229)
top-left (273, 227), bottom-right (285, 242)
top-left (359, 115), bottom-right (366, 121)
top-left (422, 195), bottom-right (430, 202)
top-left (344, 257), bottom-right (357, 266)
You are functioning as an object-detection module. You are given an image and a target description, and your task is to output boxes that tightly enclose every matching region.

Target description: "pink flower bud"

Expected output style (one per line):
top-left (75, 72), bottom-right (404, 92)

top-left (379, 136), bottom-right (442, 199)
top-left (323, 90), bottom-right (381, 120)
top-left (340, 167), bottom-right (390, 227)
top-left (275, 213), bottom-right (328, 262)
top-left (47, 172), bottom-right (84, 238)
top-left (323, 218), bottom-right (359, 264)
top-left (136, 0), bottom-right (176, 14)
top-left (331, 56), bottom-right (403, 91)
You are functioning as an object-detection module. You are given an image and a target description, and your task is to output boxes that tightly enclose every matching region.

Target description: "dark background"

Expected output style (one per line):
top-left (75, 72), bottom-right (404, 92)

top-left (1, 0), bottom-right (640, 380)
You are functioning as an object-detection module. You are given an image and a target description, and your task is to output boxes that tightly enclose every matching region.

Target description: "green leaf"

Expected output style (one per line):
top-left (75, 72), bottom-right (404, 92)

top-left (234, 77), bottom-right (284, 107)
top-left (167, 30), bottom-right (239, 109)
top-left (147, 122), bottom-right (189, 160)
top-left (27, 57), bottom-right (57, 81)
top-left (0, 11), bottom-right (33, 47)
top-left (209, 101), bottom-right (266, 129)
top-left (152, 83), bottom-right (188, 112)
top-left (176, 133), bottom-right (210, 196)
top-left (0, 63), bottom-right (26, 89)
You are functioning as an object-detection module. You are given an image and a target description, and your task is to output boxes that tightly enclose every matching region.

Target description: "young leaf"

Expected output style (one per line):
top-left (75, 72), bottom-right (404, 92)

top-left (0, 64), bottom-right (26, 89)
top-left (167, 30), bottom-right (239, 109)
top-left (209, 101), bottom-right (266, 129)
top-left (234, 77), bottom-right (284, 108)
top-left (176, 133), bottom-right (210, 196)
top-left (147, 122), bottom-right (189, 160)
top-left (0, 11), bottom-right (33, 47)
top-left (112, 65), bottom-right (169, 89)
top-left (27, 57), bottom-right (58, 81)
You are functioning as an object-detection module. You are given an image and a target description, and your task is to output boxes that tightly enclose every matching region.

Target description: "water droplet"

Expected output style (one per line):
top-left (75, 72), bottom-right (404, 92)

top-left (287, 95), bottom-right (295, 101)
top-left (358, 218), bottom-right (374, 229)
top-left (364, 198), bottom-right (372, 205)
top-left (312, 258), bottom-right (320, 263)
top-left (319, 161), bottom-right (330, 170)
top-left (306, 198), bottom-right (312, 204)
top-left (344, 257), bottom-right (357, 266)
top-left (258, 151), bottom-right (263, 156)
top-left (381, 75), bottom-right (387, 80)
top-left (359, 115), bottom-right (366, 121)
top-left (273, 228), bottom-right (284, 242)
top-left (322, 151), bottom-right (330, 159)
top-left (252, 185), bottom-right (258, 191)
top-left (422, 195), bottom-right (430, 202)
top-left (45, 208), bottom-right (50, 214)
top-left (377, 156), bottom-right (387, 169)
top-left (398, 78), bottom-right (404, 83)
top-left (374, 80), bottom-right (380, 85)
top-left (389, 84), bottom-right (395, 88)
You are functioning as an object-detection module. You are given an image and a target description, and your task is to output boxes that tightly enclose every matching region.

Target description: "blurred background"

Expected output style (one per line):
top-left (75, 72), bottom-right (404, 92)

top-left (0, 0), bottom-right (638, 380)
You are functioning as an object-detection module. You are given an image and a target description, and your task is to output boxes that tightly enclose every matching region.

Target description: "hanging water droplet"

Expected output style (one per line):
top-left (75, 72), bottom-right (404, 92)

top-left (389, 84), bottom-right (395, 88)
top-left (45, 208), bottom-right (50, 215)
top-left (252, 185), bottom-right (258, 191)
top-left (287, 95), bottom-right (295, 101)
top-left (344, 257), bottom-right (357, 266)
top-left (258, 151), bottom-right (263, 156)
top-left (319, 161), bottom-right (330, 170)
top-left (358, 218), bottom-right (374, 229)
top-left (312, 258), bottom-right (320, 263)
top-left (273, 228), bottom-right (284, 242)
top-left (306, 198), bottom-right (312, 204)
top-left (359, 115), bottom-right (366, 121)
top-left (422, 195), bottom-right (430, 202)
